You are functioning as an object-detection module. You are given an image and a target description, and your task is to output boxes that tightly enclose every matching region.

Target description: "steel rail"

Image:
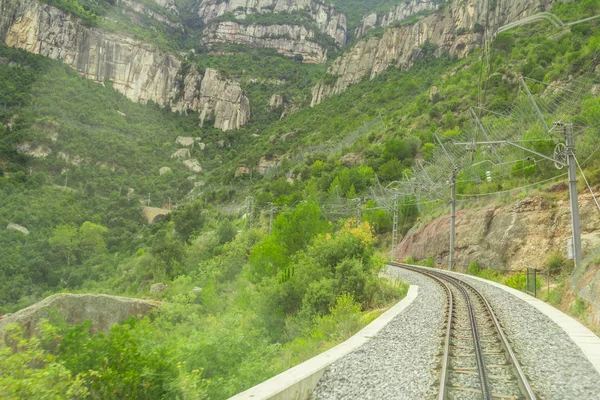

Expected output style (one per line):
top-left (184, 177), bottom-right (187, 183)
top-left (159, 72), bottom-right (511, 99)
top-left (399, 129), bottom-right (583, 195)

top-left (427, 272), bottom-right (454, 400)
top-left (389, 262), bottom-right (536, 400)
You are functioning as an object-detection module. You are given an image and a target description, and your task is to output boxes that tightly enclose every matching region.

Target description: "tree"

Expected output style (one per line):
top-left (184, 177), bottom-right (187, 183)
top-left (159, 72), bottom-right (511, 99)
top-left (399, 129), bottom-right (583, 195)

top-left (49, 225), bottom-right (79, 266)
top-left (493, 32), bottom-right (515, 63)
top-left (79, 221), bottom-right (108, 259)
top-left (172, 201), bottom-right (206, 242)
top-left (383, 139), bottom-right (411, 161)
top-left (217, 219), bottom-right (236, 244)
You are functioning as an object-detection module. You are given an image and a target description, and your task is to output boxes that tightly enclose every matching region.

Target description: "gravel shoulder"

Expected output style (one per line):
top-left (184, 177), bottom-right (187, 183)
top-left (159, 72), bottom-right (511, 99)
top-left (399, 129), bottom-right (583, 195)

top-left (311, 267), bottom-right (445, 400)
top-left (312, 265), bottom-right (600, 400)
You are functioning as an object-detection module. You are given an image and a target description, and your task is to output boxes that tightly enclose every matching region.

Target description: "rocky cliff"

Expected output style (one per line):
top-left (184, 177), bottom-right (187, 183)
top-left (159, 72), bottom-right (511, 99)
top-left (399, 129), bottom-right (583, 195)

top-left (396, 186), bottom-right (600, 270)
top-left (172, 67), bottom-right (250, 131)
top-left (197, 0), bottom-right (347, 46)
top-left (0, 293), bottom-right (157, 337)
top-left (0, 0), bottom-right (250, 130)
top-left (120, 0), bottom-right (184, 30)
top-left (202, 21), bottom-right (327, 63)
top-left (311, 0), bottom-right (554, 106)
top-left (355, 0), bottom-right (445, 38)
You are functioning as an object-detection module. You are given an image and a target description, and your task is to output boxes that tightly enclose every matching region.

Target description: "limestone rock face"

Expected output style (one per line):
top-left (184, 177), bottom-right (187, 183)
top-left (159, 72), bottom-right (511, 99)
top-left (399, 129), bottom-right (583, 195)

top-left (312, 0), bottom-right (555, 106)
top-left (15, 142), bottom-right (51, 158)
top-left (172, 67), bottom-right (250, 131)
top-left (396, 190), bottom-right (600, 270)
top-left (257, 155), bottom-right (283, 174)
top-left (0, 293), bottom-right (157, 337)
top-left (119, 0), bottom-right (183, 30)
top-left (355, 0), bottom-right (445, 38)
top-left (183, 159), bottom-right (202, 173)
top-left (176, 136), bottom-right (195, 147)
top-left (0, 0), bottom-right (251, 131)
top-left (1, 0), bottom-right (180, 106)
top-left (202, 21), bottom-right (327, 63)
top-left (269, 94), bottom-right (284, 108)
top-left (197, 0), bottom-right (347, 46)
top-left (235, 165), bottom-right (251, 177)
top-left (171, 148), bottom-right (191, 159)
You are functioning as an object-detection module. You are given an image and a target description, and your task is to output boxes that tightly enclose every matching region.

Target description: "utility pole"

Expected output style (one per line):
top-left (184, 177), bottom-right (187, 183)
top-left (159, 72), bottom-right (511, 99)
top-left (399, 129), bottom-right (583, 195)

top-left (455, 123), bottom-right (583, 267)
top-left (565, 123), bottom-right (583, 267)
top-left (246, 196), bottom-right (254, 229)
top-left (391, 194), bottom-right (399, 261)
top-left (355, 198), bottom-right (362, 227)
top-left (268, 202), bottom-right (274, 234)
top-left (449, 168), bottom-right (459, 271)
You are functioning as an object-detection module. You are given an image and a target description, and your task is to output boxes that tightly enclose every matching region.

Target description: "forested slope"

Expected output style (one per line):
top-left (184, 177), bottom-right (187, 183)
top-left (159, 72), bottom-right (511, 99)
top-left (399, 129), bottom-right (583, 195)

top-left (1, 0), bottom-right (600, 398)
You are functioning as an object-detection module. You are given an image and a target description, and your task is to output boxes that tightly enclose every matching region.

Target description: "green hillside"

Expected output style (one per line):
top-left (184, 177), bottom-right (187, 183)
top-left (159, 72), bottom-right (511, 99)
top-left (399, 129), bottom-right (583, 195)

top-left (2, 0), bottom-right (600, 398)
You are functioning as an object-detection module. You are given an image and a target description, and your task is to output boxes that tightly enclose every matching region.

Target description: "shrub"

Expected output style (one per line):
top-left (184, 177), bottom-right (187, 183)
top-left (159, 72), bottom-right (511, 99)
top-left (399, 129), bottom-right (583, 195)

top-left (313, 293), bottom-right (363, 341)
top-left (467, 260), bottom-right (481, 275)
top-left (505, 272), bottom-right (527, 291)
top-left (546, 251), bottom-right (566, 275)
top-left (570, 297), bottom-right (588, 319)
top-left (301, 278), bottom-right (337, 316)
top-left (422, 257), bottom-right (435, 267)
top-left (477, 268), bottom-right (502, 283)
top-left (547, 286), bottom-right (563, 305)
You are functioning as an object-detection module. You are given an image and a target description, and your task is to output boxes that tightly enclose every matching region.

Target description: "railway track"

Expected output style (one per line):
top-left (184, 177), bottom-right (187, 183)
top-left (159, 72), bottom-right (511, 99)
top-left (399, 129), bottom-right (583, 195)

top-left (389, 262), bottom-right (536, 400)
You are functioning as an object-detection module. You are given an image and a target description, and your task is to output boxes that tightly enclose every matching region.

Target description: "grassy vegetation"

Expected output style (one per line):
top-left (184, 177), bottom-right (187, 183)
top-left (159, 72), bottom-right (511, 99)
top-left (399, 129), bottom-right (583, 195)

top-left (2, 0), bottom-right (600, 396)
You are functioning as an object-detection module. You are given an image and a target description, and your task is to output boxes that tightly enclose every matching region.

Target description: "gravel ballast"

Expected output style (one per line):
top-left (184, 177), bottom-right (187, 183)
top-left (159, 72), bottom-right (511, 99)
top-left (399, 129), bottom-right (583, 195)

top-left (311, 267), bottom-right (445, 399)
top-left (312, 265), bottom-right (600, 400)
top-left (455, 272), bottom-right (600, 400)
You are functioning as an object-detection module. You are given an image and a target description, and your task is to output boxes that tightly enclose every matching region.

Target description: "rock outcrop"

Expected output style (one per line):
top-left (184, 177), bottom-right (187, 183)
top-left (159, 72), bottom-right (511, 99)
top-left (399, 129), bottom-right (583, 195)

top-left (1, 0), bottom-right (180, 106)
top-left (269, 93), bottom-right (284, 108)
top-left (0, 0), bottom-right (250, 130)
top-left (202, 21), bottom-right (327, 63)
top-left (355, 0), bottom-right (446, 38)
top-left (197, 0), bottom-right (347, 46)
top-left (15, 142), bottom-right (51, 158)
top-left (183, 159), bottom-right (202, 172)
top-left (396, 189), bottom-right (600, 270)
top-left (172, 67), bottom-right (250, 131)
top-left (256, 155), bottom-right (283, 174)
top-left (119, 0), bottom-right (183, 30)
top-left (7, 223), bottom-right (29, 235)
top-left (0, 293), bottom-right (157, 337)
top-left (311, 0), bottom-right (555, 106)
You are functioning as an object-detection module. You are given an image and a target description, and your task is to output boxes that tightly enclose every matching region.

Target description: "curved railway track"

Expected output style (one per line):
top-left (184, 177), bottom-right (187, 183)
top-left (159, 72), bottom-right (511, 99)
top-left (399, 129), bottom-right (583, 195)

top-left (389, 262), bottom-right (536, 400)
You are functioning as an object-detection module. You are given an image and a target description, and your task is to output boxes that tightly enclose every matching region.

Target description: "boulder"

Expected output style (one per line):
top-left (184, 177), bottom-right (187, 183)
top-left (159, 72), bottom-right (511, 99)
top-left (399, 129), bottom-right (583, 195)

top-left (176, 136), bottom-right (195, 147)
top-left (257, 155), bottom-right (283, 175)
top-left (0, 294), bottom-right (157, 337)
top-left (159, 167), bottom-right (172, 176)
top-left (280, 132), bottom-right (296, 142)
top-left (171, 148), bottom-right (191, 160)
top-left (150, 283), bottom-right (168, 293)
top-left (7, 223), bottom-right (29, 235)
top-left (235, 165), bottom-right (251, 177)
top-left (269, 94), bottom-right (284, 108)
top-left (340, 152), bottom-right (364, 167)
top-left (429, 86), bottom-right (440, 102)
top-left (183, 159), bottom-right (202, 173)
